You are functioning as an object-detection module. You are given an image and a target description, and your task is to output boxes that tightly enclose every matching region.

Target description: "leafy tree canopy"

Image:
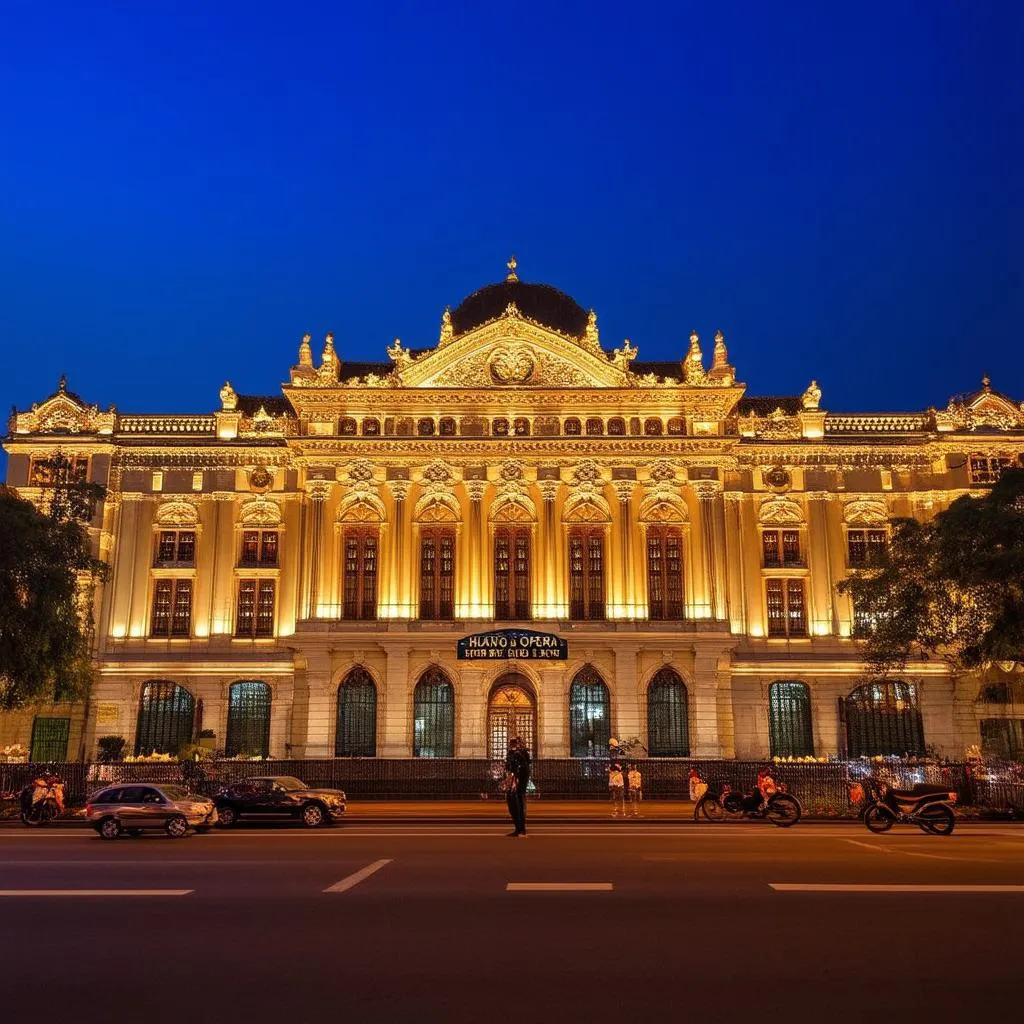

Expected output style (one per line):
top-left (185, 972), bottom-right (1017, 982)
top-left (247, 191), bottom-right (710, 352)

top-left (839, 468), bottom-right (1024, 675)
top-left (0, 454), bottom-right (108, 708)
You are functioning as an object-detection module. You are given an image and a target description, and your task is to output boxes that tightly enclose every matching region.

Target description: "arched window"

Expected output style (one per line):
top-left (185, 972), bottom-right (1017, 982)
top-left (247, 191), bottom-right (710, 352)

top-left (585, 418), bottom-right (604, 436)
top-left (339, 417), bottom-right (357, 435)
top-left (413, 668), bottom-right (455, 757)
top-left (336, 667), bottom-right (377, 756)
top-left (564, 417), bottom-right (582, 435)
top-left (608, 417), bottom-right (626, 436)
top-left (135, 681), bottom-right (194, 755)
top-left (667, 417), bottom-right (685, 435)
top-left (644, 418), bottom-right (663, 435)
top-left (768, 681), bottom-right (814, 757)
top-left (225, 680), bottom-right (272, 757)
top-left (417, 418), bottom-right (436, 436)
top-left (647, 668), bottom-right (689, 756)
top-left (492, 418), bottom-right (509, 436)
top-left (362, 418), bottom-right (380, 436)
top-left (844, 681), bottom-right (925, 757)
top-left (513, 417), bottom-right (530, 436)
top-left (439, 417), bottom-right (456, 436)
top-left (569, 666), bottom-right (610, 757)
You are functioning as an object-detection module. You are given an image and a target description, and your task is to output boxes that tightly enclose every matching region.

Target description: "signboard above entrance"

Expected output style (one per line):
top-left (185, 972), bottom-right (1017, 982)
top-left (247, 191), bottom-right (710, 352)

top-left (457, 629), bottom-right (568, 661)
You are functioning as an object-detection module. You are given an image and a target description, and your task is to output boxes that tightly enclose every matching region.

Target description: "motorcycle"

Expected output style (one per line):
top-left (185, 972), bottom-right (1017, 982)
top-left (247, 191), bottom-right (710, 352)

top-left (20, 773), bottom-right (65, 827)
top-left (858, 777), bottom-right (957, 835)
top-left (695, 781), bottom-right (802, 827)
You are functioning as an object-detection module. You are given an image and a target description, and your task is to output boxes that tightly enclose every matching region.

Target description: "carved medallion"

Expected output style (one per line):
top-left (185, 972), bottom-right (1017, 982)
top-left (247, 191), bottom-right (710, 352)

top-left (488, 345), bottom-right (536, 385)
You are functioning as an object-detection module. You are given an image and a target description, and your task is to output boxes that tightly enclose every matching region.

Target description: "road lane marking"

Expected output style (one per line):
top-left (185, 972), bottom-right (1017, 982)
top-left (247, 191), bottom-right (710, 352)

top-left (0, 889), bottom-right (193, 897)
top-left (770, 884), bottom-right (1024, 893)
top-left (323, 858), bottom-right (393, 892)
top-left (506, 883), bottom-right (613, 892)
top-left (843, 840), bottom-right (895, 853)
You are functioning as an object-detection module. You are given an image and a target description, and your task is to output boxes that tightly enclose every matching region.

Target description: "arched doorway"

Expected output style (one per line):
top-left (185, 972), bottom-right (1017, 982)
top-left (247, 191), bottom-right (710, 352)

top-left (487, 675), bottom-right (537, 758)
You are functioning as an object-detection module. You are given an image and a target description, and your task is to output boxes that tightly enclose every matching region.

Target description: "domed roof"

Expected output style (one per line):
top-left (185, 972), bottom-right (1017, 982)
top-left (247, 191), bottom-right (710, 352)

top-left (450, 260), bottom-right (589, 339)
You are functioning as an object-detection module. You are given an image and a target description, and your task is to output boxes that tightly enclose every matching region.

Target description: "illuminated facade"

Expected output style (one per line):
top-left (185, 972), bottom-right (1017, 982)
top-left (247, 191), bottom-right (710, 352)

top-left (4, 261), bottom-right (1024, 763)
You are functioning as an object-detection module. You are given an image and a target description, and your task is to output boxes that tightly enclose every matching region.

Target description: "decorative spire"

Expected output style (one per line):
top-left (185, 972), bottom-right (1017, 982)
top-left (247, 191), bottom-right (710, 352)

top-left (58, 373), bottom-right (67, 393)
top-left (707, 329), bottom-right (735, 384)
top-left (319, 332), bottom-right (338, 380)
top-left (298, 333), bottom-right (312, 367)
top-left (584, 309), bottom-right (600, 349)
top-left (982, 373), bottom-right (992, 392)
top-left (505, 255), bottom-right (518, 282)
top-left (439, 306), bottom-right (453, 346)
top-left (683, 330), bottom-right (705, 384)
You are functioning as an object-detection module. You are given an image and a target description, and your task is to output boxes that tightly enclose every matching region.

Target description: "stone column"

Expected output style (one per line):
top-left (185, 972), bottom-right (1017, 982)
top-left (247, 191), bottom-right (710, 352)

top-left (694, 481), bottom-right (727, 621)
top-left (691, 647), bottom-right (730, 757)
top-left (385, 479), bottom-right (411, 619)
top-left (464, 479), bottom-right (488, 619)
top-left (457, 666), bottom-right (487, 757)
top-left (613, 644), bottom-right (641, 742)
top-left (723, 491), bottom-right (746, 635)
top-left (537, 478), bottom-right (561, 619)
top-left (302, 649), bottom-right (334, 757)
top-left (380, 645), bottom-right (411, 756)
top-left (806, 492), bottom-right (833, 636)
top-left (537, 665), bottom-right (568, 757)
top-left (612, 480), bottom-right (635, 619)
top-left (303, 481), bottom-right (331, 619)
top-left (811, 680), bottom-right (842, 757)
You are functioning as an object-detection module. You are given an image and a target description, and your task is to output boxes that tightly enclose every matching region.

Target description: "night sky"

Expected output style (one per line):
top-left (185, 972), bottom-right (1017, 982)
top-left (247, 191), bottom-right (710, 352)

top-left (1, 0), bottom-right (1020, 437)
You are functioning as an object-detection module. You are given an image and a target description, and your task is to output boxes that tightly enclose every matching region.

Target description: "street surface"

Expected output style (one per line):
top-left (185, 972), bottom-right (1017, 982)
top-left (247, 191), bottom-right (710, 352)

top-left (2, 823), bottom-right (1022, 1023)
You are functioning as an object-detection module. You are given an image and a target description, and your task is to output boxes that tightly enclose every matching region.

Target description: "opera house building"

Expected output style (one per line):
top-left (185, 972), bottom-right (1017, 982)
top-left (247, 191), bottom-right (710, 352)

top-left (4, 261), bottom-right (1023, 766)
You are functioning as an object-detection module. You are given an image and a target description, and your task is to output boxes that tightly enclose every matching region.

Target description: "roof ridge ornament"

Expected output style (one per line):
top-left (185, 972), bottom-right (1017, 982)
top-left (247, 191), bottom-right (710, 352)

top-left (439, 306), bottom-right (453, 346)
top-left (684, 330), bottom-right (706, 384)
top-left (58, 373), bottom-right (67, 393)
top-left (506, 255), bottom-right (518, 282)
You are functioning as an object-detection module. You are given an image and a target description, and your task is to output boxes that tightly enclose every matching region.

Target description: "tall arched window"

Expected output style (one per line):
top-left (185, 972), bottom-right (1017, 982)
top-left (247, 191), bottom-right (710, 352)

top-left (135, 681), bottom-right (194, 755)
top-left (225, 680), bottom-right (272, 757)
top-left (413, 668), bottom-right (455, 757)
top-left (336, 667), bottom-right (377, 756)
top-left (647, 668), bottom-right (689, 756)
top-left (844, 681), bottom-right (925, 757)
top-left (768, 681), bottom-right (813, 757)
top-left (569, 666), bottom-right (610, 757)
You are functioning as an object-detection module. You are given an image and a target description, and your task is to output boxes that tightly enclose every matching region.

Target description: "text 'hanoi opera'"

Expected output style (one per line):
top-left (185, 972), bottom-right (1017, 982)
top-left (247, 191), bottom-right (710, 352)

top-left (4, 260), bottom-right (1024, 764)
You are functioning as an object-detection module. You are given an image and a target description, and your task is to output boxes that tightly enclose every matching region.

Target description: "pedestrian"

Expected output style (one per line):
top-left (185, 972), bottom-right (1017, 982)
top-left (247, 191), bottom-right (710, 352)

top-left (504, 736), bottom-right (531, 837)
top-left (608, 761), bottom-right (625, 817)
top-left (627, 763), bottom-right (643, 817)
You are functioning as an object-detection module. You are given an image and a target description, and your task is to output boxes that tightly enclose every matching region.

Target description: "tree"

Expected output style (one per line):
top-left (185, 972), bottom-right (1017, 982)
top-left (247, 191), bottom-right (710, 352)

top-left (0, 454), bottom-right (108, 708)
top-left (839, 468), bottom-right (1024, 675)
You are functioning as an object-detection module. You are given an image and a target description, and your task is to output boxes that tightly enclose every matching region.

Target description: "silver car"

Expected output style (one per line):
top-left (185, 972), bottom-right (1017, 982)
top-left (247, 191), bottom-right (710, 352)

top-left (86, 783), bottom-right (218, 839)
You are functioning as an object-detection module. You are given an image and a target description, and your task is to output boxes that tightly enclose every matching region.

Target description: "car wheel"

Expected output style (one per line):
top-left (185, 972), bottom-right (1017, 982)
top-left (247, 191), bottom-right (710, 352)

top-left (301, 802), bottom-right (326, 828)
top-left (216, 805), bottom-right (238, 828)
top-left (166, 815), bottom-right (189, 839)
top-left (98, 817), bottom-right (122, 841)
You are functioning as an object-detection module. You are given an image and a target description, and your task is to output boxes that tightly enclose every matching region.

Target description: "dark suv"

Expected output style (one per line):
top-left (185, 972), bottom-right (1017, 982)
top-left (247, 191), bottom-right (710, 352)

top-left (214, 776), bottom-right (346, 828)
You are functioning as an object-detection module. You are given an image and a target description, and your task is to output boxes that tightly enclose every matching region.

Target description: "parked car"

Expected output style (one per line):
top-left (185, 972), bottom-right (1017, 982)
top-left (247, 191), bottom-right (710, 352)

top-left (215, 776), bottom-right (346, 828)
top-left (85, 784), bottom-right (218, 840)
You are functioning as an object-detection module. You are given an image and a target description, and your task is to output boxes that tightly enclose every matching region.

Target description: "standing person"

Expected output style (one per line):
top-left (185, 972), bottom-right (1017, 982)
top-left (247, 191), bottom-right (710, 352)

top-left (504, 737), bottom-right (531, 837)
top-left (627, 763), bottom-right (643, 817)
top-left (608, 761), bottom-right (625, 817)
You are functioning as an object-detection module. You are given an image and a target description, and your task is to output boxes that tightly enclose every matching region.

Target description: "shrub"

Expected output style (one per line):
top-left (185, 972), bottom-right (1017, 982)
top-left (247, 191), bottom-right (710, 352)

top-left (96, 736), bottom-right (126, 763)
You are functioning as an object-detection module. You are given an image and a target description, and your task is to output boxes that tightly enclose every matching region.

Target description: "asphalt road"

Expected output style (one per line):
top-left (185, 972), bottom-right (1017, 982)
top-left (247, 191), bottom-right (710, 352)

top-left (2, 823), bottom-right (1022, 1024)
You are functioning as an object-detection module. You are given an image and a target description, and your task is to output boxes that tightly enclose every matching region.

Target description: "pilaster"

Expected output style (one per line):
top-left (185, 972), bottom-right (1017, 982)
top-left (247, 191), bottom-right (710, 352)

top-left (381, 645), bottom-right (411, 756)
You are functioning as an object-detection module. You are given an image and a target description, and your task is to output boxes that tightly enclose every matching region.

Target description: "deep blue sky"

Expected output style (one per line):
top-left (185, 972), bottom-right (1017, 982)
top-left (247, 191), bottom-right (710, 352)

top-left (1, 0), bottom-right (1021, 429)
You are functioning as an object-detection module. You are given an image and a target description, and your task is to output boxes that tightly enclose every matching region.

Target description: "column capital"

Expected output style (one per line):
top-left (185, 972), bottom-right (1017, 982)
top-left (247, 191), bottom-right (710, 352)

top-left (722, 490), bottom-right (745, 504)
top-left (692, 480), bottom-right (722, 502)
top-left (611, 479), bottom-right (635, 504)
top-left (805, 490), bottom-right (832, 503)
top-left (537, 479), bottom-right (561, 503)
top-left (464, 479), bottom-right (488, 503)
top-left (303, 480), bottom-right (332, 502)
top-left (385, 478), bottom-right (411, 502)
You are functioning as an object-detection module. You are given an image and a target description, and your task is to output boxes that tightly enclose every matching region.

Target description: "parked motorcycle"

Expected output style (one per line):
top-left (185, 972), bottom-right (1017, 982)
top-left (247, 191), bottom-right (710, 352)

top-left (19, 772), bottom-right (65, 827)
top-left (696, 781), bottom-right (802, 827)
top-left (858, 778), bottom-right (957, 835)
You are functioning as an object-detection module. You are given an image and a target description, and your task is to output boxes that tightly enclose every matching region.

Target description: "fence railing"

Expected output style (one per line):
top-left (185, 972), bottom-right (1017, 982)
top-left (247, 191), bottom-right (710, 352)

top-left (2, 759), bottom-right (1023, 813)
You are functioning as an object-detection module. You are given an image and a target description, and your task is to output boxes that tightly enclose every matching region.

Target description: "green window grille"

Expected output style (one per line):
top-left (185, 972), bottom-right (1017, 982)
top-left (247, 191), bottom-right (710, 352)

top-left (336, 668), bottom-right (377, 756)
top-left (225, 680), bottom-right (272, 757)
top-left (135, 680), bottom-right (194, 755)
top-left (768, 681), bottom-right (814, 757)
top-left (569, 666), bottom-right (611, 757)
top-left (647, 668), bottom-right (689, 756)
top-left (844, 681), bottom-right (924, 757)
top-left (30, 716), bottom-right (70, 762)
top-left (413, 668), bottom-right (454, 758)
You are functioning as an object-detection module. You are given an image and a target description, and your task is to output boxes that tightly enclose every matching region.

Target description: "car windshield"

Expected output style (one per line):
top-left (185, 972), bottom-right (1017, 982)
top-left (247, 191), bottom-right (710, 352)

top-left (272, 777), bottom-right (307, 791)
top-left (158, 786), bottom-right (191, 801)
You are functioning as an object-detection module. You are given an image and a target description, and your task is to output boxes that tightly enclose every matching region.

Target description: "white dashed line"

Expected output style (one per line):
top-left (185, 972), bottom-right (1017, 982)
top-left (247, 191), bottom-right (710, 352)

top-left (323, 858), bottom-right (393, 892)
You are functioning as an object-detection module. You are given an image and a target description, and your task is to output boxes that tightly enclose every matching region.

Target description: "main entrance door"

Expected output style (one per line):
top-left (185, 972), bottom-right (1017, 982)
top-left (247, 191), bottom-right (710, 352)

top-left (487, 675), bottom-right (537, 758)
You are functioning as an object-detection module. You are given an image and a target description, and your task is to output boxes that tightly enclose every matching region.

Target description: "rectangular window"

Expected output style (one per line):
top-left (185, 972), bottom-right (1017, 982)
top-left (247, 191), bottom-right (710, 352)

top-left (847, 529), bottom-right (888, 567)
top-left (420, 528), bottom-right (456, 620)
top-left (494, 527), bottom-right (531, 620)
top-left (240, 530), bottom-right (278, 567)
top-left (762, 530), bottom-right (802, 568)
top-left (155, 530), bottom-right (195, 566)
top-left (569, 528), bottom-right (605, 620)
top-left (236, 580), bottom-right (275, 637)
top-left (766, 579), bottom-right (806, 637)
top-left (647, 527), bottom-right (685, 620)
top-left (150, 579), bottom-right (192, 637)
top-left (29, 456), bottom-right (89, 486)
top-left (969, 456), bottom-right (1015, 485)
top-left (343, 529), bottom-right (379, 620)
top-left (980, 719), bottom-right (1024, 759)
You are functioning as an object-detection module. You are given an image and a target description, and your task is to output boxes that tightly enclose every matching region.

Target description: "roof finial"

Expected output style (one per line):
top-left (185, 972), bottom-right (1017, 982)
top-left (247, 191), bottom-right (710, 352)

top-left (982, 373), bottom-right (992, 391)
top-left (298, 333), bottom-right (313, 367)
top-left (58, 373), bottom-right (67, 393)
top-left (506, 255), bottom-right (518, 282)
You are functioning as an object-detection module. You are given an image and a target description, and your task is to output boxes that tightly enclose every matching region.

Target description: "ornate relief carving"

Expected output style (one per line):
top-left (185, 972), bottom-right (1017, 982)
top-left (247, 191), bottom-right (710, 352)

top-left (563, 499), bottom-right (611, 524)
top-left (14, 388), bottom-right (116, 436)
top-left (488, 345), bottom-right (536, 385)
top-left (611, 479), bottom-right (635, 504)
top-left (419, 459), bottom-right (457, 495)
top-left (738, 407), bottom-right (802, 440)
top-left (537, 478), bottom-right (561, 503)
top-left (416, 495), bottom-right (460, 523)
top-left (385, 478), bottom-right (411, 503)
top-left (337, 498), bottom-right (384, 524)
top-left (758, 495), bottom-right (804, 524)
top-left (490, 496), bottom-right (535, 523)
top-left (639, 498), bottom-right (688, 523)
top-left (239, 495), bottom-right (283, 526)
top-left (935, 385), bottom-right (1024, 432)
top-left (843, 499), bottom-right (888, 525)
top-left (154, 499), bottom-right (200, 526)
top-left (304, 479), bottom-right (333, 502)
top-left (464, 479), bottom-right (488, 503)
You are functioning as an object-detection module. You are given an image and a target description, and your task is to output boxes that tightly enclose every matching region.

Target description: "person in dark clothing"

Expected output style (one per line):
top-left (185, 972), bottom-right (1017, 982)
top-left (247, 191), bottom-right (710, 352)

top-left (504, 736), bottom-right (531, 837)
